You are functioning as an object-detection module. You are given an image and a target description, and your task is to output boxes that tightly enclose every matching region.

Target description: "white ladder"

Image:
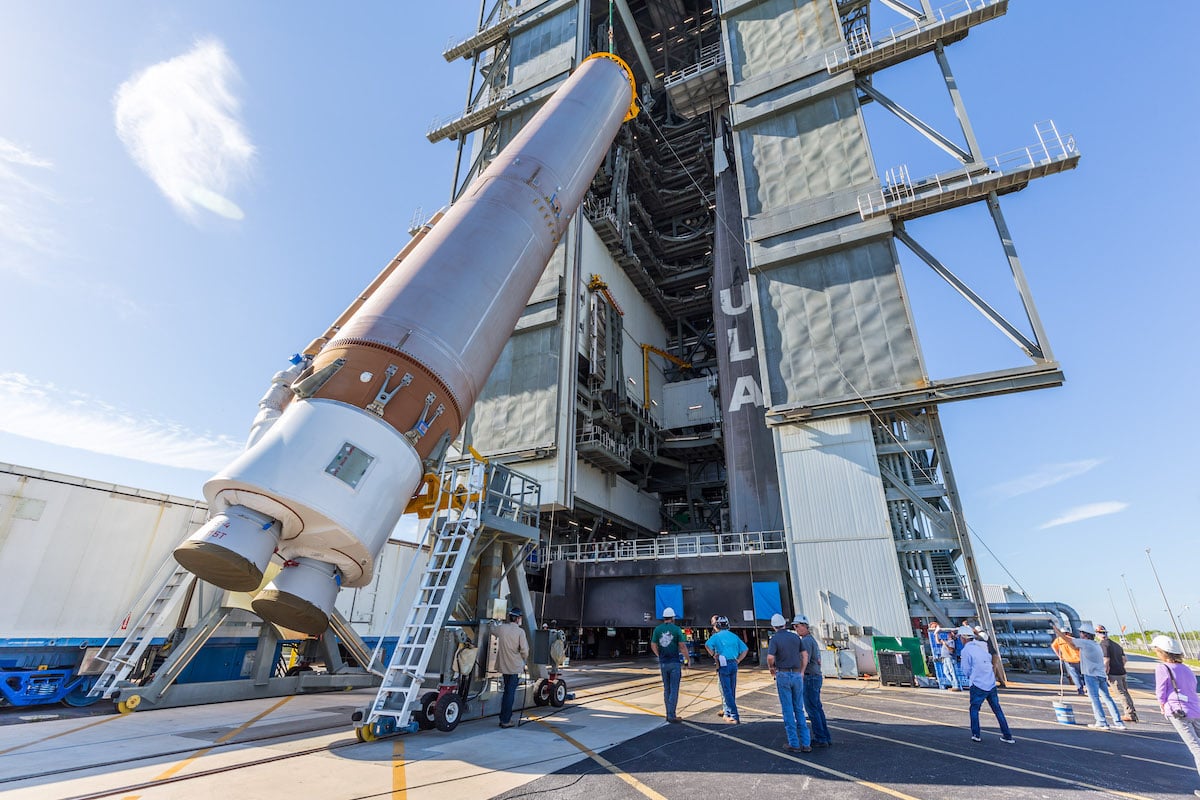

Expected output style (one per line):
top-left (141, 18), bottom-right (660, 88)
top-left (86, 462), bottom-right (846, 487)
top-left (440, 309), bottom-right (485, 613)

top-left (362, 460), bottom-right (486, 734)
top-left (88, 562), bottom-right (196, 699)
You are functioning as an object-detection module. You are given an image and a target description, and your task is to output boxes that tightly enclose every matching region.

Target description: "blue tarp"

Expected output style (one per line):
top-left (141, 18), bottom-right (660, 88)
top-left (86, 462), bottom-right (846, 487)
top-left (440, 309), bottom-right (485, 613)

top-left (752, 581), bottom-right (782, 620)
top-left (655, 584), bottom-right (684, 620)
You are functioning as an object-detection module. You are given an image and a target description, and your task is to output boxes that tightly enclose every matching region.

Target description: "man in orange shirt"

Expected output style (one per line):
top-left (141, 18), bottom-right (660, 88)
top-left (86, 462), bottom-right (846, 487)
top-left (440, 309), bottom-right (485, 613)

top-left (1051, 628), bottom-right (1086, 695)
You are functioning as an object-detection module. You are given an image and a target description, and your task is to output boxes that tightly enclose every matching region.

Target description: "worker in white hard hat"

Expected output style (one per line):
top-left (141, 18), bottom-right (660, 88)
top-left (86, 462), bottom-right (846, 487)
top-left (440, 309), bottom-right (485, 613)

top-left (958, 625), bottom-right (1015, 744)
top-left (767, 612), bottom-right (810, 753)
top-left (1151, 634), bottom-right (1200, 794)
top-left (792, 614), bottom-right (830, 747)
top-left (650, 607), bottom-right (690, 723)
top-left (1051, 620), bottom-right (1126, 730)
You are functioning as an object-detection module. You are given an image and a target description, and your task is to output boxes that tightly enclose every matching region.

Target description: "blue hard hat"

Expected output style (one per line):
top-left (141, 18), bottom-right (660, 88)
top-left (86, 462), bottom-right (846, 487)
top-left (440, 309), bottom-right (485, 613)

top-left (509, 607), bottom-right (524, 617)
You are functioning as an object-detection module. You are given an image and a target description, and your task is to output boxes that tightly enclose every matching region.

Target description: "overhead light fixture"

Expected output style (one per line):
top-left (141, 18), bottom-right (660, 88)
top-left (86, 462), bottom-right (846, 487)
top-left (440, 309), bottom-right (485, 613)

top-left (628, 377), bottom-right (637, 385)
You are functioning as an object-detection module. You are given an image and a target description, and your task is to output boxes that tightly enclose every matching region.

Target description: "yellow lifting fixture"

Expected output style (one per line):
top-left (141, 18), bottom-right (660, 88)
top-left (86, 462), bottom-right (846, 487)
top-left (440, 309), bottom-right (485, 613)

top-left (587, 274), bottom-right (624, 316)
top-left (403, 445), bottom-right (490, 519)
top-left (640, 343), bottom-right (690, 409)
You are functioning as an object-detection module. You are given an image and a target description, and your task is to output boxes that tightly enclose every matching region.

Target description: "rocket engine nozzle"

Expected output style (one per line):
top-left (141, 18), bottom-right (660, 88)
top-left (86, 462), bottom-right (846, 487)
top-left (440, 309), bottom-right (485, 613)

top-left (174, 505), bottom-right (280, 592)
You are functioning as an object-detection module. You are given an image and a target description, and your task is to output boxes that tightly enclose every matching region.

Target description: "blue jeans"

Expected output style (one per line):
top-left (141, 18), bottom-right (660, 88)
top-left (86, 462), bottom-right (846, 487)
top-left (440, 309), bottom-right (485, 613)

top-left (775, 671), bottom-right (809, 747)
top-left (968, 684), bottom-right (1012, 738)
top-left (1083, 674), bottom-right (1122, 726)
top-left (499, 673), bottom-right (519, 724)
top-left (717, 664), bottom-right (739, 721)
top-left (660, 660), bottom-right (682, 719)
top-left (1065, 660), bottom-right (1085, 693)
top-left (804, 672), bottom-right (830, 744)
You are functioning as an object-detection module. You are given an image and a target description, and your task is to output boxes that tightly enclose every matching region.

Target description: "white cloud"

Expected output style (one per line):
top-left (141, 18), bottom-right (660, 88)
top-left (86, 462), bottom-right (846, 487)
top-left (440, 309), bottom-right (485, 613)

top-left (1039, 501), bottom-right (1129, 530)
top-left (0, 137), bottom-right (59, 276)
top-left (114, 39), bottom-right (254, 221)
top-left (0, 372), bottom-right (242, 472)
top-left (987, 458), bottom-right (1104, 498)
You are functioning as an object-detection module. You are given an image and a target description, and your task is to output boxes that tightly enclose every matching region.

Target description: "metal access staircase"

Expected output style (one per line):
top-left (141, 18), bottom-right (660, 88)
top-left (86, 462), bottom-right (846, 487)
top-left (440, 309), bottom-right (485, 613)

top-left (357, 459), bottom-right (488, 738)
top-left (88, 562), bottom-right (197, 700)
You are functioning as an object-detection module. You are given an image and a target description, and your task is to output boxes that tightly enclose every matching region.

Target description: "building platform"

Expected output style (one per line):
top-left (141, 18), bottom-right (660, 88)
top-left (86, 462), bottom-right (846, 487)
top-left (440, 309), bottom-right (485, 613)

top-left (1, 655), bottom-right (1196, 799)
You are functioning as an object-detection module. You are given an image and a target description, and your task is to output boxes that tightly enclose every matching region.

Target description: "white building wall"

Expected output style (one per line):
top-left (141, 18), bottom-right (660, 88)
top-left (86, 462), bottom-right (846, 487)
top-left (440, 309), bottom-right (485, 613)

top-left (574, 462), bottom-right (661, 532)
top-left (775, 417), bottom-right (911, 636)
top-left (577, 219), bottom-right (670, 421)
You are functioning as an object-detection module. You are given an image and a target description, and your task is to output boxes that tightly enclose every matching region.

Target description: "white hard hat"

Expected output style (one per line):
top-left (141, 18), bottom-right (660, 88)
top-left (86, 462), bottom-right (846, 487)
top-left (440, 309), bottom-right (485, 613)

top-left (792, 614), bottom-right (810, 625)
top-left (662, 607), bottom-right (676, 619)
top-left (1152, 634), bottom-right (1183, 655)
top-left (956, 625), bottom-right (974, 638)
top-left (770, 613), bottom-right (787, 628)
top-left (1078, 622), bottom-right (1096, 636)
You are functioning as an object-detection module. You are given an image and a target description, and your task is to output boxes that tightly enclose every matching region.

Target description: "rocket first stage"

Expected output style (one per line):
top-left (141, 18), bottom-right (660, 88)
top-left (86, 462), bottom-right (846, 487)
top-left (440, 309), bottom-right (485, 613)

top-left (174, 53), bottom-right (638, 635)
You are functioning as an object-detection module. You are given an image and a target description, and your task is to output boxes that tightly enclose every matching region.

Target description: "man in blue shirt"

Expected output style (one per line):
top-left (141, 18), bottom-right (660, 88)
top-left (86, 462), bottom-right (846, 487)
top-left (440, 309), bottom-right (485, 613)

top-left (650, 607), bottom-right (690, 723)
top-left (767, 613), bottom-right (810, 752)
top-left (705, 615), bottom-right (748, 723)
top-left (793, 614), bottom-right (830, 747)
top-left (959, 625), bottom-right (1015, 744)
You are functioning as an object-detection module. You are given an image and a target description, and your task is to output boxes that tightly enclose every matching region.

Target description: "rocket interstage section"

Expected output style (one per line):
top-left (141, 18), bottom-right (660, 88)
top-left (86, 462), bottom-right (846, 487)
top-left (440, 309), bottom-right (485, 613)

top-left (174, 53), bottom-right (637, 635)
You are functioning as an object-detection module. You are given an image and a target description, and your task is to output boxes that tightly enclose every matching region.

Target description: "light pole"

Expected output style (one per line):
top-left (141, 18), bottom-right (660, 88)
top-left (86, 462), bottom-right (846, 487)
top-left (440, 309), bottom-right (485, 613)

top-left (1146, 548), bottom-right (1188, 654)
top-left (1180, 604), bottom-right (1197, 660)
top-left (1106, 587), bottom-right (1127, 642)
top-left (1122, 573), bottom-right (1147, 647)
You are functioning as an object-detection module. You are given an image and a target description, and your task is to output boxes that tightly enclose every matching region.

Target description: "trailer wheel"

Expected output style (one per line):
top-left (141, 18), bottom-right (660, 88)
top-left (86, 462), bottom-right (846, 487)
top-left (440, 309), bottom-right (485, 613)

top-left (533, 679), bottom-right (551, 706)
top-left (416, 691), bottom-right (439, 730)
top-left (62, 679), bottom-right (100, 708)
top-left (435, 693), bottom-right (462, 732)
top-left (549, 679), bottom-right (567, 707)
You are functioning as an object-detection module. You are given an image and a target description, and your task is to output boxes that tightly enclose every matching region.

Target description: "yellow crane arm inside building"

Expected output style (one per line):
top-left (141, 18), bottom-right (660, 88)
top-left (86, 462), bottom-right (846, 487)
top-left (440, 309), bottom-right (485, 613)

top-left (641, 343), bottom-right (690, 409)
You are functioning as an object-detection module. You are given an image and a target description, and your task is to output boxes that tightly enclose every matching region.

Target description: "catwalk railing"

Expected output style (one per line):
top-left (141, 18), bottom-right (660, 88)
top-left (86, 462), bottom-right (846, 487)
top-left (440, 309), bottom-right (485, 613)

top-left (542, 530), bottom-right (787, 563)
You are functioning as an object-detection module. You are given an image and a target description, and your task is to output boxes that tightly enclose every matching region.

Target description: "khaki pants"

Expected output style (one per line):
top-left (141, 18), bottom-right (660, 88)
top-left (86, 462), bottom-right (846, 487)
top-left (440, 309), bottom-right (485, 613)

top-left (1108, 674), bottom-right (1139, 721)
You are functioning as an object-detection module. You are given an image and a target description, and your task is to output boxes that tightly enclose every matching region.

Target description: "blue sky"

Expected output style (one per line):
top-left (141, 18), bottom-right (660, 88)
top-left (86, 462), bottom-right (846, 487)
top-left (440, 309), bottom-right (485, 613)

top-left (1, 2), bottom-right (1196, 634)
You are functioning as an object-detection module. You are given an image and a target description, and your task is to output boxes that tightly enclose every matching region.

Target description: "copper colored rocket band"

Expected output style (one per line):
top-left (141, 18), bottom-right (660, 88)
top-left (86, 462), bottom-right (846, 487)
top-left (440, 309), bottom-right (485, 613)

top-left (308, 341), bottom-right (463, 461)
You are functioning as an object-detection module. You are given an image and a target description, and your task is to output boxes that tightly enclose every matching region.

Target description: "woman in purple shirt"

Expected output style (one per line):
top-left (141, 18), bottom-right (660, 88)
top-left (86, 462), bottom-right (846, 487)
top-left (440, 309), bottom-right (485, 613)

top-left (1152, 635), bottom-right (1200, 797)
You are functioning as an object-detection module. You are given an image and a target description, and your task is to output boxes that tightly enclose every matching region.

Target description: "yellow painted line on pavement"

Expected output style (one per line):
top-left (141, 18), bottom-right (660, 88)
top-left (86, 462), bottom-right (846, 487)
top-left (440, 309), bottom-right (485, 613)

top-left (611, 693), bottom-right (928, 800)
top-left (830, 721), bottom-right (1158, 800)
top-left (826, 700), bottom-right (1114, 754)
top-left (534, 717), bottom-right (669, 800)
top-left (392, 740), bottom-right (407, 799)
top-left (868, 694), bottom-right (1169, 743)
top-left (685, 718), bottom-right (927, 800)
top-left (0, 712), bottom-right (124, 756)
top-left (133, 696), bottom-right (296, 792)
top-left (835, 698), bottom-right (1191, 770)
top-left (798, 699), bottom-right (1164, 800)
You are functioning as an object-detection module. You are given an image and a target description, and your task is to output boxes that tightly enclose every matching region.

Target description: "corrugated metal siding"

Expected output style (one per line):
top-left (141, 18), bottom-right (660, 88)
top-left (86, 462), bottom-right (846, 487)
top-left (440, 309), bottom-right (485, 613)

top-left (724, 0), bottom-right (841, 83)
top-left (509, 5), bottom-right (577, 89)
top-left (469, 323), bottom-right (560, 453)
top-left (757, 239), bottom-right (924, 405)
top-left (738, 88), bottom-right (870, 216)
top-left (776, 417), bottom-right (911, 635)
